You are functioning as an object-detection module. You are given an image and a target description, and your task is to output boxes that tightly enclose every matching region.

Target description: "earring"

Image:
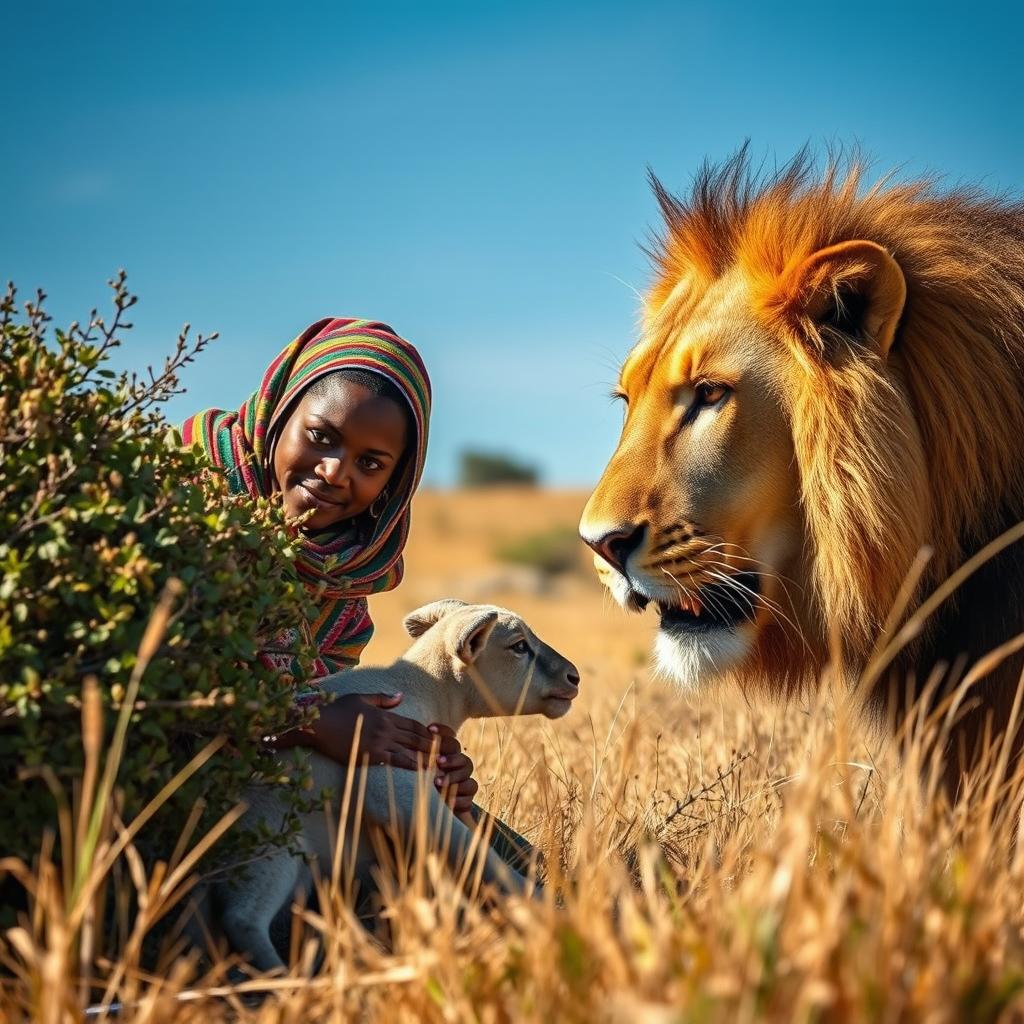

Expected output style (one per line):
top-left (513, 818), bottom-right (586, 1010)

top-left (369, 489), bottom-right (389, 520)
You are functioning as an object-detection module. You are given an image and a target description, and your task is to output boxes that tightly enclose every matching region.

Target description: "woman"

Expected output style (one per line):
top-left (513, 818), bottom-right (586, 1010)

top-left (181, 317), bottom-right (478, 807)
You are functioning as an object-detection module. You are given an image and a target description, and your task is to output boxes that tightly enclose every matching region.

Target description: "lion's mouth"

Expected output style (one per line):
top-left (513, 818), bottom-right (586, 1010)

top-left (650, 572), bottom-right (760, 633)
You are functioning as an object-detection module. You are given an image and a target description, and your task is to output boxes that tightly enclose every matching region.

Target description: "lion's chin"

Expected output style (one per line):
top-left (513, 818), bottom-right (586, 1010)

top-left (653, 626), bottom-right (751, 692)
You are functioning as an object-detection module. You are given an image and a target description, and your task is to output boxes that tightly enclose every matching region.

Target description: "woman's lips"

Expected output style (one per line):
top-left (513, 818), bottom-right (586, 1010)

top-left (299, 482), bottom-right (346, 508)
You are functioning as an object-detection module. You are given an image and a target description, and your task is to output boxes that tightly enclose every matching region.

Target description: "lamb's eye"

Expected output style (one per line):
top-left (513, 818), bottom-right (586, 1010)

top-left (510, 638), bottom-right (530, 656)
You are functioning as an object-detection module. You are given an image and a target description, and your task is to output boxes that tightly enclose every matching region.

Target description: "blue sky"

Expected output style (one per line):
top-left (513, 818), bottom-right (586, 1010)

top-left (3, 0), bottom-right (1021, 485)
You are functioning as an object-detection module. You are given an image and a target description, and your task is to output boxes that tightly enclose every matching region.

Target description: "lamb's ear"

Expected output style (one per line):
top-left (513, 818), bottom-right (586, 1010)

top-left (454, 610), bottom-right (499, 665)
top-left (403, 599), bottom-right (467, 638)
top-left (777, 240), bottom-right (906, 358)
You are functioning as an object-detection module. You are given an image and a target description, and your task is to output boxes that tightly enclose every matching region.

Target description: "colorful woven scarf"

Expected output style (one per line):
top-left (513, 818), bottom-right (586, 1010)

top-left (181, 318), bottom-right (431, 676)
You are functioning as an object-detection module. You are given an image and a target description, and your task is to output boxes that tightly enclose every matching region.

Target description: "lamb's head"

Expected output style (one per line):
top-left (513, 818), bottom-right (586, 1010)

top-left (403, 599), bottom-right (581, 720)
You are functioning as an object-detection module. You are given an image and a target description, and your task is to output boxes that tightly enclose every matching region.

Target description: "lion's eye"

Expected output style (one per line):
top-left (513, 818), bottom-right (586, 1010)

top-left (697, 382), bottom-right (730, 406)
top-left (680, 381), bottom-right (732, 426)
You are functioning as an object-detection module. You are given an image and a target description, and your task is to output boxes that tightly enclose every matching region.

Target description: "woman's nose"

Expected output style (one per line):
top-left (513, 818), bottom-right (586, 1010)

top-left (316, 456), bottom-right (349, 487)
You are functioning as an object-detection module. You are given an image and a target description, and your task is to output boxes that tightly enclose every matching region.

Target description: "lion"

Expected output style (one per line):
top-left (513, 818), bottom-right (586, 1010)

top-left (580, 147), bottom-right (1024, 775)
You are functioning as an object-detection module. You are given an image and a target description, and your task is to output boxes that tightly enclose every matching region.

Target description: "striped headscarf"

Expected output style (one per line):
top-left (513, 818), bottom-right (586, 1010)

top-left (181, 318), bottom-right (431, 676)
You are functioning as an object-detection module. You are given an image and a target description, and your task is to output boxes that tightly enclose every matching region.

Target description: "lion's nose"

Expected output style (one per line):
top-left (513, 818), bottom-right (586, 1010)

top-left (582, 523), bottom-right (645, 575)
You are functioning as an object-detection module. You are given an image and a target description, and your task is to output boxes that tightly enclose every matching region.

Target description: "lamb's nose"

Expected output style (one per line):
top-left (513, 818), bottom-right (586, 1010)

top-left (582, 523), bottom-right (645, 575)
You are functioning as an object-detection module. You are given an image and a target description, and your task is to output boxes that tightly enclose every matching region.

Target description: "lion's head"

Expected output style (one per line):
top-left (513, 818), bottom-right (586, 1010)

top-left (581, 148), bottom-right (1024, 699)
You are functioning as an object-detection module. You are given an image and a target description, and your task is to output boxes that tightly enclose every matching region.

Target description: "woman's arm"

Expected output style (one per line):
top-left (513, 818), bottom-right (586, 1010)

top-left (268, 691), bottom-right (461, 769)
top-left (271, 601), bottom-right (479, 802)
top-left (268, 695), bottom-right (478, 807)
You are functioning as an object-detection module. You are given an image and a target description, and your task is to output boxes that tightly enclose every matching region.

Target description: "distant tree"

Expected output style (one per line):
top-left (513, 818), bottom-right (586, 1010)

top-left (458, 450), bottom-right (539, 487)
top-left (494, 526), bottom-right (582, 578)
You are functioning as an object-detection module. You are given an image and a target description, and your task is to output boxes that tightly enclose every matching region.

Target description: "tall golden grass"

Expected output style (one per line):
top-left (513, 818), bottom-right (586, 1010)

top-left (4, 491), bottom-right (1024, 1022)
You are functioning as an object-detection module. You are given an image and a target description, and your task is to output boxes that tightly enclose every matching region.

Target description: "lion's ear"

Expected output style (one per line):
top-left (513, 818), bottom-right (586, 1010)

top-left (778, 240), bottom-right (907, 358)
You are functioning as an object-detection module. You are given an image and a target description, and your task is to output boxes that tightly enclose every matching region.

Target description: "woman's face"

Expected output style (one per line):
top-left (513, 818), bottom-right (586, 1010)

top-left (271, 379), bottom-right (409, 531)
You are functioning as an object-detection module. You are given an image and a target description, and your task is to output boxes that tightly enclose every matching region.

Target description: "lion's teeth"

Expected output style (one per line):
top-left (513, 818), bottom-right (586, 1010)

top-left (673, 594), bottom-right (705, 617)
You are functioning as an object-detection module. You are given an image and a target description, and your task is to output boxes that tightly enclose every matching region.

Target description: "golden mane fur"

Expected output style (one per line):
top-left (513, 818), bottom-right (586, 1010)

top-left (648, 148), bottom-right (1024, 676)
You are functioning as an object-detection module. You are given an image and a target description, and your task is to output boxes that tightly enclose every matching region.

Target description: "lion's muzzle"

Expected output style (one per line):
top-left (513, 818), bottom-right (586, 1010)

top-left (579, 521), bottom-right (646, 577)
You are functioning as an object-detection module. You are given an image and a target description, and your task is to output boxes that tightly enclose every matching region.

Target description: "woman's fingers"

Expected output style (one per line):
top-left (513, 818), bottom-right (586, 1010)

top-left (438, 760), bottom-right (474, 785)
top-left (432, 734), bottom-right (462, 758)
top-left (393, 723), bottom-right (439, 754)
top-left (391, 719), bottom-right (461, 757)
top-left (444, 777), bottom-right (479, 813)
top-left (348, 740), bottom-right (425, 771)
top-left (428, 723), bottom-right (463, 758)
top-left (438, 749), bottom-right (473, 776)
top-left (381, 749), bottom-right (421, 772)
top-left (372, 748), bottom-right (457, 774)
top-left (453, 793), bottom-right (477, 815)
top-left (362, 709), bottom-right (462, 758)
top-left (435, 744), bottom-right (478, 811)
top-left (385, 712), bottom-right (437, 740)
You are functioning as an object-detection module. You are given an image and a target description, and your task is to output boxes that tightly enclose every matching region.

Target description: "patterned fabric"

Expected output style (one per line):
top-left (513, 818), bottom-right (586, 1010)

top-left (182, 318), bottom-right (430, 679)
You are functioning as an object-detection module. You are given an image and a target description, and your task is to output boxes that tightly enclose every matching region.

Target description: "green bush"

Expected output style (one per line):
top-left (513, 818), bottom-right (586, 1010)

top-left (0, 275), bottom-right (317, 867)
top-left (494, 526), bottom-right (582, 578)
top-left (458, 450), bottom-right (539, 487)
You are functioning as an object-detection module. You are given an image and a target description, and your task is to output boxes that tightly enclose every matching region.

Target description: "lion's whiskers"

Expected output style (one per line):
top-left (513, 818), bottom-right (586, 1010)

top-left (698, 538), bottom-right (809, 642)
top-left (660, 566), bottom-right (737, 628)
top-left (699, 539), bottom-right (806, 596)
top-left (655, 549), bottom-right (810, 654)
top-left (698, 550), bottom-right (810, 653)
top-left (701, 563), bottom-right (812, 656)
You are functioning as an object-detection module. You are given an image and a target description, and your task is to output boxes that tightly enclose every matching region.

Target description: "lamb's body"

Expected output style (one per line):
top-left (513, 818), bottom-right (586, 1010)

top-left (213, 599), bottom-right (580, 972)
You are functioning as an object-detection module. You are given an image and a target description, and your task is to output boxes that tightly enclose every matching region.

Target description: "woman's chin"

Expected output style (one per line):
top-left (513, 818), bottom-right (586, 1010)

top-left (309, 510), bottom-right (356, 533)
top-left (283, 484), bottom-right (351, 527)
top-left (297, 512), bottom-right (333, 532)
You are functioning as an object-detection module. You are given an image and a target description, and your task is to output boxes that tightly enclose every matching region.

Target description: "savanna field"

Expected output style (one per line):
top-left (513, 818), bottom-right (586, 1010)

top-left (7, 1), bottom-right (1024, 1019)
top-left (6, 485), bottom-right (1024, 1023)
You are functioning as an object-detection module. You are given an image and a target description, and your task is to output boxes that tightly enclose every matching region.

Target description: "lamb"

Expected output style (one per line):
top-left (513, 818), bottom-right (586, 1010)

top-left (213, 598), bottom-right (581, 972)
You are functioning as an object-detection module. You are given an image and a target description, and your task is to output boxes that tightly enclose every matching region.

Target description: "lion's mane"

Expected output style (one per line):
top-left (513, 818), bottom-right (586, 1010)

top-left (650, 147), bottom-right (1024, 720)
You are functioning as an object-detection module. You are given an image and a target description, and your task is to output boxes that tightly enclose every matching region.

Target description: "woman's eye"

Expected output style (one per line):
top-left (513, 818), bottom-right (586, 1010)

top-left (308, 429), bottom-right (330, 445)
top-left (359, 458), bottom-right (383, 472)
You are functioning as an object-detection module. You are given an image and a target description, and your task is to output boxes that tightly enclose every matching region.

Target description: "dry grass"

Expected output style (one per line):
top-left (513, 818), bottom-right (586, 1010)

top-left (4, 488), bottom-right (1024, 1023)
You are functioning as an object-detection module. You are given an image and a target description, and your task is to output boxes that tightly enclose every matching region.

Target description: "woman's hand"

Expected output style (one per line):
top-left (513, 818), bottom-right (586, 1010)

top-left (270, 692), bottom-right (460, 770)
top-left (430, 723), bottom-right (479, 814)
